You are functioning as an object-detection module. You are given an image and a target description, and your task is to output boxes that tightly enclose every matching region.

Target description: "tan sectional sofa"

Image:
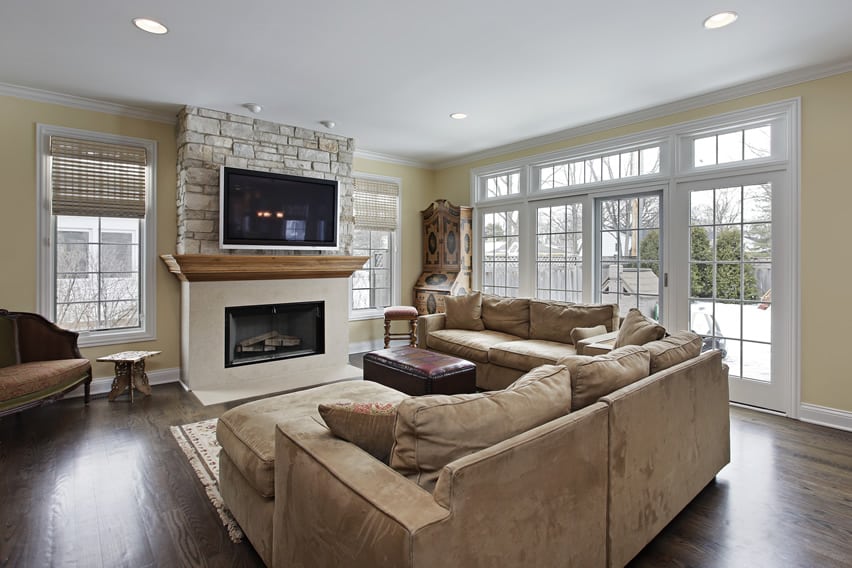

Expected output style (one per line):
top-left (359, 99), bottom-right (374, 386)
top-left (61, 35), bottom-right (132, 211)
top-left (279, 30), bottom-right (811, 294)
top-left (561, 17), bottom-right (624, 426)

top-left (417, 293), bottom-right (620, 390)
top-left (218, 330), bottom-right (730, 567)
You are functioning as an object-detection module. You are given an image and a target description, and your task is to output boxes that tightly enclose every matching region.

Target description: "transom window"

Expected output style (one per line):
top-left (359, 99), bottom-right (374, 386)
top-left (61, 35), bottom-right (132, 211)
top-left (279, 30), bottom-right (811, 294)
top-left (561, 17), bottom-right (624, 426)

top-left (481, 171), bottom-right (521, 199)
top-left (538, 145), bottom-right (661, 191)
top-left (693, 125), bottom-right (772, 167)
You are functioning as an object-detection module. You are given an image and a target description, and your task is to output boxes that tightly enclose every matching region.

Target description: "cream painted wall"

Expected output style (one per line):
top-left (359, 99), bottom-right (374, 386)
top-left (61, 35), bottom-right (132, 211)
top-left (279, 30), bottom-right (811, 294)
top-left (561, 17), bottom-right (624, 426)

top-left (434, 71), bottom-right (852, 413)
top-left (348, 158), bottom-right (436, 346)
top-left (0, 95), bottom-right (180, 380)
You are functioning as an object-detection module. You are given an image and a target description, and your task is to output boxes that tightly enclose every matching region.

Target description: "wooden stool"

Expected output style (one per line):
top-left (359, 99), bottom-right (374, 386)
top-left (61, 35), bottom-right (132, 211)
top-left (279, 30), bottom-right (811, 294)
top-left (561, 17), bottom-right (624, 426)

top-left (383, 306), bottom-right (418, 348)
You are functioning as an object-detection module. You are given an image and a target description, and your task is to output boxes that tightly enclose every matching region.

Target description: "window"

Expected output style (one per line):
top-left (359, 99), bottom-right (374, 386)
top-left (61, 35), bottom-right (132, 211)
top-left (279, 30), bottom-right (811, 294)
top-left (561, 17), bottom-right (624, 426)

top-left (37, 125), bottom-right (157, 347)
top-left (596, 193), bottom-right (662, 318)
top-left (535, 200), bottom-right (583, 302)
top-left (537, 144), bottom-right (662, 191)
top-left (480, 208), bottom-right (521, 297)
top-left (350, 175), bottom-right (400, 319)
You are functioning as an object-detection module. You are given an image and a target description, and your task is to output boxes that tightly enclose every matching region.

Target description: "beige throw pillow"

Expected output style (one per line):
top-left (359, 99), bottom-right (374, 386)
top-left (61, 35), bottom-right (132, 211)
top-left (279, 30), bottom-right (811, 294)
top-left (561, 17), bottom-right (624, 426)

top-left (644, 330), bottom-right (702, 373)
top-left (614, 308), bottom-right (666, 348)
top-left (389, 364), bottom-right (572, 492)
top-left (443, 291), bottom-right (485, 331)
top-left (318, 401), bottom-right (399, 462)
top-left (558, 345), bottom-right (651, 410)
top-left (570, 325), bottom-right (608, 354)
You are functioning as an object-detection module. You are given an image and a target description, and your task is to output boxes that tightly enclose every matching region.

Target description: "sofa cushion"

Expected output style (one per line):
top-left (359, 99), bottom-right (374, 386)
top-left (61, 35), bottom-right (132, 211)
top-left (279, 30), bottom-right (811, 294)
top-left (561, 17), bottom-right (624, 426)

top-left (217, 381), bottom-right (406, 498)
top-left (614, 308), bottom-right (666, 348)
top-left (427, 328), bottom-right (520, 363)
top-left (529, 300), bottom-right (619, 343)
top-left (389, 364), bottom-right (572, 492)
top-left (443, 291), bottom-right (485, 331)
top-left (558, 345), bottom-right (651, 410)
top-left (318, 401), bottom-right (399, 462)
top-left (481, 294), bottom-right (530, 338)
top-left (488, 339), bottom-right (578, 372)
top-left (0, 359), bottom-right (90, 402)
top-left (644, 331), bottom-right (702, 373)
top-left (571, 325), bottom-right (608, 354)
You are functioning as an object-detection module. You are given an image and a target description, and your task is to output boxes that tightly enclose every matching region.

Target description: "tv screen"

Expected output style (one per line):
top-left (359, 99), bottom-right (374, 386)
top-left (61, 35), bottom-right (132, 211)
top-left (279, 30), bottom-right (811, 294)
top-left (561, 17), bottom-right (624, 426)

top-left (219, 167), bottom-right (339, 250)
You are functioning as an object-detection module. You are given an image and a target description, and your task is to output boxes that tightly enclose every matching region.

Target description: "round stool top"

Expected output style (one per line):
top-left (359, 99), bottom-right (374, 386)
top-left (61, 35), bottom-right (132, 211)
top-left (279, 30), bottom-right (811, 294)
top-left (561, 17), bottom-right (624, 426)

top-left (384, 305), bottom-right (419, 319)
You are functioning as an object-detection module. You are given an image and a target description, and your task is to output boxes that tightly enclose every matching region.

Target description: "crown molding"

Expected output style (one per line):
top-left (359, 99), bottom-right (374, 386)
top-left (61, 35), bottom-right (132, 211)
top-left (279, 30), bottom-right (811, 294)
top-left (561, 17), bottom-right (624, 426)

top-left (435, 58), bottom-right (852, 170)
top-left (0, 82), bottom-right (177, 124)
top-left (354, 149), bottom-right (432, 169)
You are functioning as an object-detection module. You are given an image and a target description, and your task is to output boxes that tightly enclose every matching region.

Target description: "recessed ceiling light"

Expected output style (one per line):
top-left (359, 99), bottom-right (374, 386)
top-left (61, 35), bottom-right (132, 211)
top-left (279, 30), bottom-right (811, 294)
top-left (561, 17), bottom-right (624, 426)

top-left (450, 112), bottom-right (468, 120)
top-left (703, 11), bottom-right (738, 29)
top-left (133, 17), bottom-right (168, 35)
top-left (242, 103), bottom-right (263, 114)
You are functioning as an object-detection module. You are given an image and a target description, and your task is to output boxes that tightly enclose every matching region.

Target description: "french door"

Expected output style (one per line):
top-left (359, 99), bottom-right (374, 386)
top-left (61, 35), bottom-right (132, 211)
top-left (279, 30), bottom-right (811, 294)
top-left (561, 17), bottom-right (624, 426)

top-left (675, 171), bottom-right (793, 412)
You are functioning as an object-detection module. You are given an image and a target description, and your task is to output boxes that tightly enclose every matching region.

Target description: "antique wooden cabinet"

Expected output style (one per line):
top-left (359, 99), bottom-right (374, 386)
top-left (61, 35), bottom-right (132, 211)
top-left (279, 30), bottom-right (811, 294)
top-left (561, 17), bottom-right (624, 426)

top-left (413, 200), bottom-right (473, 314)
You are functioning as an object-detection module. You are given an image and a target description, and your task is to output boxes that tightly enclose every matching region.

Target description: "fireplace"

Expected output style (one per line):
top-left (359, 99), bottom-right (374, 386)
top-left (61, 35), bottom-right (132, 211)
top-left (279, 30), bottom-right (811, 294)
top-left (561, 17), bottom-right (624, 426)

top-left (225, 301), bottom-right (325, 368)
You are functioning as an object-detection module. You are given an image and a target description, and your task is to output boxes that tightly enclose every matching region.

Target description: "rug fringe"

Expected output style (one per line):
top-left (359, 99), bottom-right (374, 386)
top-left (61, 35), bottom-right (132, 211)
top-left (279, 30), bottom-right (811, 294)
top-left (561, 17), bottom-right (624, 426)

top-left (170, 423), bottom-right (245, 543)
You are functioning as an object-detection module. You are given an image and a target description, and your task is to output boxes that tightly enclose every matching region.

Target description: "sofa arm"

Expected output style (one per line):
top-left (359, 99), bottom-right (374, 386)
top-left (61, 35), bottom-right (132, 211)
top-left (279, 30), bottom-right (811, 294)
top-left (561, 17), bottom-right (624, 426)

top-left (273, 417), bottom-right (450, 568)
top-left (601, 350), bottom-right (730, 568)
top-left (275, 404), bottom-right (609, 567)
top-left (416, 313), bottom-right (446, 348)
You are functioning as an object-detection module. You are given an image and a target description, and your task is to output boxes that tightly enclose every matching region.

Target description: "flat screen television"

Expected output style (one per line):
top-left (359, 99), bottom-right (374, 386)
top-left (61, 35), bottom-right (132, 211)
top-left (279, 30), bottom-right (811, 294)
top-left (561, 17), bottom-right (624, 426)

top-left (219, 166), bottom-right (339, 250)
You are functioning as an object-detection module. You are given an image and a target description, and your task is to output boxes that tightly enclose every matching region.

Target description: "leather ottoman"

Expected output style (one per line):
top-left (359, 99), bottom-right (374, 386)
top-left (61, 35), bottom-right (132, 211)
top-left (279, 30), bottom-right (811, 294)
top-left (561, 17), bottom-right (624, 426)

top-left (363, 346), bottom-right (476, 395)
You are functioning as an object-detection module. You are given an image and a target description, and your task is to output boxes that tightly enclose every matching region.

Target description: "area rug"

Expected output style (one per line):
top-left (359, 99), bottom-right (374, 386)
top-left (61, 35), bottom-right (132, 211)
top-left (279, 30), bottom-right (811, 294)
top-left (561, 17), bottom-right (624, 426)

top-left (170, 418), bottom-right (244, 543)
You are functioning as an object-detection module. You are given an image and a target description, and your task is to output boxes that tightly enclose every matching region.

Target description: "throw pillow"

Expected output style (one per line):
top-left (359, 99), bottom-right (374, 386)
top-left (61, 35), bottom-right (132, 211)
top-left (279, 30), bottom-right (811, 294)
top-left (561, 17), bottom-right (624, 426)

top-left (614, 308), bottom-right (666, 348)
top-left (443, 291), bottom-right (485, 331)
top-left (558, 345), bottom-right (651, 410)
top-left (318, 401), bottom-right (399, 462)
top-left (644, 330), bottom-right (702, 373)
top-left (570, 325), bottom-right (608, 354)
top-left (389, 364), bottom-right (572, 492)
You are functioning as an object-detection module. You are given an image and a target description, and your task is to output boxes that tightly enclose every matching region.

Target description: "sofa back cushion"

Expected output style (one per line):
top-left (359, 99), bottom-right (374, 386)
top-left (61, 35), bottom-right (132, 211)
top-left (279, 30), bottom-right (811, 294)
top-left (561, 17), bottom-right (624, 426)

top-left (559, 345), bottom-right (651, 410)
top-left (389, 364), bottom-right (572, 491)
top-left (644, 331), bottom-right (702, 373)
top-left (614, 308), bottom-right (666, 348)
top-left (529, 300), bottom-right (619, 343)
top-left (481, 294), bottom-right (530, 338)
top-left (443, 291), bottom-right (485, 331)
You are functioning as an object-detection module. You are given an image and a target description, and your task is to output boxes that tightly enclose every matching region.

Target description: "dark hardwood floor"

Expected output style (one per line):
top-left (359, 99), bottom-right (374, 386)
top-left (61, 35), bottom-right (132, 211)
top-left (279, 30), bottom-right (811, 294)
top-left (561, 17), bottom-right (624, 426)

top-left (1, 366), bottom-right (850, 567)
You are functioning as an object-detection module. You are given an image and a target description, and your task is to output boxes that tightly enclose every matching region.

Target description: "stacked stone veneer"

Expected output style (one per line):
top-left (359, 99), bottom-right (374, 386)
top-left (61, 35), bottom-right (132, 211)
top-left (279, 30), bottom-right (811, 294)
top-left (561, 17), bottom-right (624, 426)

top-left (175, 106), bottom-right (355, 255)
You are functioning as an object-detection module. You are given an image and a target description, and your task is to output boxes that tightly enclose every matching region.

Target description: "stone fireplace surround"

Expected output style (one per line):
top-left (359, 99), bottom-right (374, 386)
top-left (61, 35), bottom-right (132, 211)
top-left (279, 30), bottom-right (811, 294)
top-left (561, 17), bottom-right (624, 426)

top-left (170, 107), bottom-right (364, 404)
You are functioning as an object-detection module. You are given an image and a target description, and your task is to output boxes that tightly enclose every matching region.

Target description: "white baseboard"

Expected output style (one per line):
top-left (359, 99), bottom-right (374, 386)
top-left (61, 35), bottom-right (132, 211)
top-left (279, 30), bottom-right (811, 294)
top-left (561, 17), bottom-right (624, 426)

top-left (67, 367), bottom-right (182, 399)
top-left (798, 403), bottom-right (852, 432)
top-left (349, 340), bottom-right (384, 354)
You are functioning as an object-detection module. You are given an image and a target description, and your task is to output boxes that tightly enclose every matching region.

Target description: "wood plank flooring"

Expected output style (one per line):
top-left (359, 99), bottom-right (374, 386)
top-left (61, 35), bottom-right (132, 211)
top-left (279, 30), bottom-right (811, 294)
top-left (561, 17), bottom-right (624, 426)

top-left (1, 365), bottom-right (850, 567)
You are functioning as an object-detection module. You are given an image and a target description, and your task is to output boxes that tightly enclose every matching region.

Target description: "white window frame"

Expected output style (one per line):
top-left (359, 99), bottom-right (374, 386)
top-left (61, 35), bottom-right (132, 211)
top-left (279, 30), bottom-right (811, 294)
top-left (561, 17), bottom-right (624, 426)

top-left (36, 124), bottom-right (157, 347)
top-left (348, 173), bottom-right (401, 321)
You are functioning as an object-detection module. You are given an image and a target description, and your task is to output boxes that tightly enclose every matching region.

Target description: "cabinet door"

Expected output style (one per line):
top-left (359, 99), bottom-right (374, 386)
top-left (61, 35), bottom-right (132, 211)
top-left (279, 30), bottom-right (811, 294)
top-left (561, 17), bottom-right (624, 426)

top-left (441, 212), bottom-right (461, 269)
top-left (423, 213), bottom-right (441, 268)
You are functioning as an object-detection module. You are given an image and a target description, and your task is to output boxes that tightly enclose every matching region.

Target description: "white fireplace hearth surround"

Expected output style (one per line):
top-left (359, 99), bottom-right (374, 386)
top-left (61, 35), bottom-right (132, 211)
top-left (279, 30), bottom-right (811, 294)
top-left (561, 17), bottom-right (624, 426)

top-left (162, 255), bottom-right (367, 405)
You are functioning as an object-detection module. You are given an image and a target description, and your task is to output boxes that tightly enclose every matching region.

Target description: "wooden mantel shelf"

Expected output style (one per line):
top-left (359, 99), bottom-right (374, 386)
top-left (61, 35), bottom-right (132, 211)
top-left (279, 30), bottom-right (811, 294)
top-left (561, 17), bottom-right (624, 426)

top-left (160, 254), bottom-right (368, 282)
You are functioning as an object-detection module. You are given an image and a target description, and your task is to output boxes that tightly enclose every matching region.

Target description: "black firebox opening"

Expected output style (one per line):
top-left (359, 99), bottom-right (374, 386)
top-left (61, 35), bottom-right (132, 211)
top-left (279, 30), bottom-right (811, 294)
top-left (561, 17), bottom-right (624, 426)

top-left (225, 301), bottom-right (325, 368)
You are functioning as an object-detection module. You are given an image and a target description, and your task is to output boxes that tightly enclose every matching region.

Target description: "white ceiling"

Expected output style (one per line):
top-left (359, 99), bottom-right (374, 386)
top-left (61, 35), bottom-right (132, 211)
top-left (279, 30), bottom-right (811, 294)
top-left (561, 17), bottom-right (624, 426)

top-left (3, 0), bottom-right (852, 166)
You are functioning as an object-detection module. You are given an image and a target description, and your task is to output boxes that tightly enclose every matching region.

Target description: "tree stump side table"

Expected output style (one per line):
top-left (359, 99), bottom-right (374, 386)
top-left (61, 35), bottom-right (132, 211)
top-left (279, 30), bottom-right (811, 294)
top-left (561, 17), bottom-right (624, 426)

top-left (97, 350), bottom-right (162, 402)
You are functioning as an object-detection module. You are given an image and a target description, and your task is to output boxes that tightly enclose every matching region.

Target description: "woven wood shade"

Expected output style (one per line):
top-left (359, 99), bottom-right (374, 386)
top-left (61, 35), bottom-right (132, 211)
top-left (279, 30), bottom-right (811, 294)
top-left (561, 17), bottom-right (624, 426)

top-left (354, 178), bottom-right (399, 231)
top-left (50, 136), bottom-right (148, 218)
